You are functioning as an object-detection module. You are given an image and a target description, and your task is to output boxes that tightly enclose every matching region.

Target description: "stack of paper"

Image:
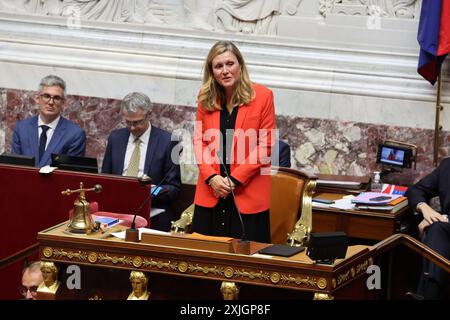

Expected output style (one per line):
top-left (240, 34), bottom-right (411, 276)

top-left (352, 192), bottom-right (408, 212)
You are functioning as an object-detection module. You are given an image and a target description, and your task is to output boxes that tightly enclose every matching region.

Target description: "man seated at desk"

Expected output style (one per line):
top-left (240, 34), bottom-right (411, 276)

top-left (407, 158), bottom-right (450, 300)
top-left (101, 92), bottom-right (181, 231)
top-left (11, 75), bottom-right (86, 167)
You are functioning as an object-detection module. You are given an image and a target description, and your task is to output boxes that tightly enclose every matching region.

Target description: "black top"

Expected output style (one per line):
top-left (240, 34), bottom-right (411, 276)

top-left (219, 104), bottom-right (239, 177)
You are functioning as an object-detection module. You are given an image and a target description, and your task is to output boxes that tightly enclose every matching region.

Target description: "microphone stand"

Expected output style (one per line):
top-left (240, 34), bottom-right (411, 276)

top-left (125, 162), bottom-right (176, 242)
top-left (219, 159), bottom-right (251, 255)
top-left (125, 175), bottom-right (152, 242)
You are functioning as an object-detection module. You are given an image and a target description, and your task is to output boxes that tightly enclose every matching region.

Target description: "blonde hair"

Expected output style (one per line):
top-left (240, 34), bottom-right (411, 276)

top-left (198, 41), bottom-right (254, 111)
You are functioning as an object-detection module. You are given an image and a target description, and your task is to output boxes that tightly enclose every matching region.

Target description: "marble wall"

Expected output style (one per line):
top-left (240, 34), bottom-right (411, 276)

top-left (2, 88), bottom-right (446, 185)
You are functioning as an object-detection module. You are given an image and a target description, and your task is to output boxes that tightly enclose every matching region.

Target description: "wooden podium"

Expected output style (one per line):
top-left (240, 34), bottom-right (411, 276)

top-left (0, 164), bottom-right (151, 300)
top-left (37, 222), bottom-right (378, 300)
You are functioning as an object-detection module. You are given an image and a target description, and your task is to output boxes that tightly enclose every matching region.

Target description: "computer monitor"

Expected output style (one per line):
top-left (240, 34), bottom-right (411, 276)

top-left (51, 154), bottom-right (98, 173)
top-left (0, 153), bottom-right (35, 167)
top-left (376, 144), bottom-right (413, 168)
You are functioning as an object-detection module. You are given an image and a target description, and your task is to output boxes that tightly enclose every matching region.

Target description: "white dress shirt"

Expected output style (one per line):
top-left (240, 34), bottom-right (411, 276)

top-left (38, 115), bottom-right (61, 150)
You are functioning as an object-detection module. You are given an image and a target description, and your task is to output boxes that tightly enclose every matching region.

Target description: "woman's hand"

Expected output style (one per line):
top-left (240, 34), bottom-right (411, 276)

top-left (209, 175), bottom-right (234, 198)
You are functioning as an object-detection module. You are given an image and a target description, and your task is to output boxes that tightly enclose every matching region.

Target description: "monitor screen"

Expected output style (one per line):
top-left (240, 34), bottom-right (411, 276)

top-left (0, 153), bottom-right (35, 167)
top-left (380, 146), bottom-right (405, 166)
top-left (376, 144), bottom-right (412, 168)
top-left (51, 154), bottom-right (98, 173)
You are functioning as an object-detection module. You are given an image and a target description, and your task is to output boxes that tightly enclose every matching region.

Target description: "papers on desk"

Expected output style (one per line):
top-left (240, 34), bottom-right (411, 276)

top-left (150, 208), bottom-right (165, 218)
top-left (351, 192), bottom-right (403, 205)
top-left (330, 197), bottom-right (356, 210)
top-left (312, 195), bottom-right (355, 210)
top-left (111, 227), bottom-right (169, 241)
top-left (312, 201), bottom-right (332, 208)
top-left (39, 165), bottom-right (57, 174)
top-left (316, 179), bottom-right (362, 189)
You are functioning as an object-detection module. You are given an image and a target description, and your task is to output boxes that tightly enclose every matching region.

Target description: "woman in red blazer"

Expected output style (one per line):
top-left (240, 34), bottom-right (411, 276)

top-left (192, 41), bottom-right (276, 243)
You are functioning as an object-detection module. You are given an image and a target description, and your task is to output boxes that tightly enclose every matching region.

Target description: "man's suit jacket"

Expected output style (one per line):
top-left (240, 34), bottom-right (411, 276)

top-left (271, 140), bottom-right (291, 168)
top-left (12, 115), bottom-right (86, 167)
top-left (407, 157), bottom-right (450, 215)
top-left (101, 126), bottom-right (181, 203)
top-left (193, 83), bottom-right (276, 214)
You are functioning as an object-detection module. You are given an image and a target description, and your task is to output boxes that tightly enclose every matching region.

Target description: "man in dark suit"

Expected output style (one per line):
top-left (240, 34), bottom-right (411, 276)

top-left (102, 92), bottom-right (181, 231)
top-left (11, 75), bottom-right (86, 167)
top-left (271, 140), bottom-right (291, 168)
top-left (407, 158), bottom-right (450, 299)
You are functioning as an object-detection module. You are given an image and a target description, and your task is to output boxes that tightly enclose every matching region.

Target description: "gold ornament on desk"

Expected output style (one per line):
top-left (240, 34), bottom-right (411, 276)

top-left (62, 182), bottom-right (102, 234)
top-left (127, 271), bottom-right (151, 300)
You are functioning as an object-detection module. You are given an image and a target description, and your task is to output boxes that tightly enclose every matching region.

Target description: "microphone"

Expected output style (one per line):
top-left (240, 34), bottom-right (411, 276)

top-left (217, 157), bottom-right (250, 254)
top-left (125, 162), bottom-right (177, 242)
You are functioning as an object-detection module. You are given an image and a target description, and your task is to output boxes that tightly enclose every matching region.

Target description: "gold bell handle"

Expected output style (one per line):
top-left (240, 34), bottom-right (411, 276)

top-left (62, 182), bottom-right (102, 196)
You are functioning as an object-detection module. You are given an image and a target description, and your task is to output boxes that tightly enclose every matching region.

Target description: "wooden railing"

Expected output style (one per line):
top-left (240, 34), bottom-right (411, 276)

top-left (371, 233), bottom-right (450, 273)
top-left (0, 243), bottom-right (39, 270)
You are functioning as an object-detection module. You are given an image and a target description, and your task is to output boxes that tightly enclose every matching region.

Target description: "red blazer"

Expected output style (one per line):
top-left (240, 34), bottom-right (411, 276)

top-left (193, 83), bottom-right (276, 213)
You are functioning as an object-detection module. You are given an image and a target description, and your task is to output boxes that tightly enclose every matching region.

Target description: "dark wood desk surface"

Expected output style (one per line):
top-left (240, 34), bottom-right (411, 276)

top-left (38, 222), bottom-right (375, 299)
top-left (312, 192), bottom-right (413, 241)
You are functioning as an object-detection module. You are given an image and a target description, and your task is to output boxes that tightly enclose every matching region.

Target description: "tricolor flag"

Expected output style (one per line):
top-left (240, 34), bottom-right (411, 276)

top-left (417, 0), bottom-right (450, 85)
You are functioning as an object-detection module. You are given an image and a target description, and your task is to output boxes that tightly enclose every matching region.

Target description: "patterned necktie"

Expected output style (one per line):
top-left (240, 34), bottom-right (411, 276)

top-left (127, 138), bottom-right (141, 177)
top-left (39, 125), bottom-right (50, 162)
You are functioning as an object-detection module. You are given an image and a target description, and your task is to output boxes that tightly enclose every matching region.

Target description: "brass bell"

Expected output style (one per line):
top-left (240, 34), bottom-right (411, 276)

top-left (63, 182), bottom-right (102, 234)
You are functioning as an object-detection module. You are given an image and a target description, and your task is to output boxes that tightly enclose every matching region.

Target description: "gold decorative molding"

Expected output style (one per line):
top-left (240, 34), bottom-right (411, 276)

top-left (178, 261), bottom-right (189, 273)
top-left (224, 267), bottom-right (234, 278)
top-left (52, 248), bottom-right (88, 261)
top-left (270, 272), bottom-right (281, 284)
top-left (142, 258), bottom-right (178, 271)
top-left (42, 247), bottom-right (53, 258)
top-left (188, 264), bottom-right (224, 276)
top-left (317, 278), bottom-right (328, 290)
top-left (280, 275), bottom-right (320, 288)
top-left (98, 254), bottom-right (133, 265)
top-left (332, 259), bottom-right (373, 289)
top-left (88, 252), bottom-right (98, 263)
top-left (234, 270), bottom-right (270, 282)
top-left (132, 256), bottom-right (143, 268)
top-left (41, 246), bottom-right (327, 290)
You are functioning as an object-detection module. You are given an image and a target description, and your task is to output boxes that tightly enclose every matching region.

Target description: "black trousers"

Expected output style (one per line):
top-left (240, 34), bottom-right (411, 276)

top-left (418, 221), bottom-right (450, 298)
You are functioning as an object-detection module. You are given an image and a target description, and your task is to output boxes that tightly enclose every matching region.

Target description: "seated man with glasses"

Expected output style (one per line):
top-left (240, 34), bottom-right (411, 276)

top-left (102, 92), bottom-right (181, 231)
top-left (19, 261), bottom-right (43, 300)
top-left (11, 74), bottom-right (86, 167)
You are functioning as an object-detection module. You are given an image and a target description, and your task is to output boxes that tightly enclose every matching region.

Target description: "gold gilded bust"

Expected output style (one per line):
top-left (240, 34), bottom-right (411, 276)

top-left (127, 271), bottom-right (150, 300)
top-left (37, 262), bottom-right (60, 294)
top-left (220, 281), bottom-right (240, 300)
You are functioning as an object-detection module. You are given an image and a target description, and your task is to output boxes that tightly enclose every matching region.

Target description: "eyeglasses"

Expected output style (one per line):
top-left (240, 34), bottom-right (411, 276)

top-left (40, 93), bottom-right (64, 103)
top-left (18, 285), bottom-right (38, 297)
top-left (125, 117), bottom-right (148, 127)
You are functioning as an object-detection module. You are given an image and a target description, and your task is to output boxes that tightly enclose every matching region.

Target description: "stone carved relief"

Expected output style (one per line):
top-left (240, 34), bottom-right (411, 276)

top-left (0, 0), bottom-right (304, 36)
top-left (212, 0), bottom-right (281, 35)
top-left (319, 0), bottom-right (419, 19)
top-left (212, 0), bottom-right (302, 35)
top-left (0, 0), bottom-right (213, 29)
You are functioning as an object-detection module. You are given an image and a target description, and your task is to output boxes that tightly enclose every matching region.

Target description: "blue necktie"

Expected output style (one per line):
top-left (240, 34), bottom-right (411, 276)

top-left (39, 125), bottom-right (50, 162)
